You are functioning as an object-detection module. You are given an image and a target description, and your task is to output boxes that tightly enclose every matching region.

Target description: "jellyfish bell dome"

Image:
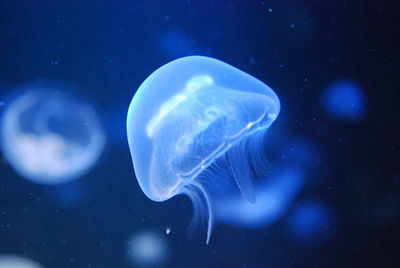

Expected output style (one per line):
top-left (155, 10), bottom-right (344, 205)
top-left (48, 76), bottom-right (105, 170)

top-left (127, 56), bottom-right (280, 241)
top-left (1, 85), bottom-right (105, 184)
top-left (0, 254), bottom-right (43, 268)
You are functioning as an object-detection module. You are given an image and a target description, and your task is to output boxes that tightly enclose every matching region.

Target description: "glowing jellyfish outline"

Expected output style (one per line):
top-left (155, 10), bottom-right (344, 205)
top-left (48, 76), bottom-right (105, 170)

top-left (127, 56), bottom-right (280, 242)
top-left (1, 88), bottom-right (105, 184)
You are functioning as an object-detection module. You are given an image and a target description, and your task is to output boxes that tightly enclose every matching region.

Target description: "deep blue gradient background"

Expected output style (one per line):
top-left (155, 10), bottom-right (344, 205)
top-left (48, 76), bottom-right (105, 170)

top-left (1, 0), bottom-right (399, 267)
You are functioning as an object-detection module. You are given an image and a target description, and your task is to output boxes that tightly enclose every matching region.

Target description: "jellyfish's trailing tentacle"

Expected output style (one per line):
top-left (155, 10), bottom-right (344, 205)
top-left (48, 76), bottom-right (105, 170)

top-left (183, 180), bottom-right (214, 244)
top-left (227, 140), bottom-right (256, 204)
top-left (246, 132), bottom-right (271, 179)
top-left (195, 182), bottom-right (214, 244)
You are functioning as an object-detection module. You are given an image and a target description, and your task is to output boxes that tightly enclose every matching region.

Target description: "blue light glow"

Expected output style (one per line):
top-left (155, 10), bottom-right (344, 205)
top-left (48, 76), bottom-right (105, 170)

top-left (127, 231), bottom-right (169, 267)
top-left (159, 29), bottom-right (195, 57)
top-left (288, 200), bottom-right (333, 244)
top-left (321, 80), bottom-right (366, 120)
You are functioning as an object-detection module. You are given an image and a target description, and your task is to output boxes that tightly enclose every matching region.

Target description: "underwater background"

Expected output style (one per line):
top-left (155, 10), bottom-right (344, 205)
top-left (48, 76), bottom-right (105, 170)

top-left (0, 0), bottom-right (399, 267)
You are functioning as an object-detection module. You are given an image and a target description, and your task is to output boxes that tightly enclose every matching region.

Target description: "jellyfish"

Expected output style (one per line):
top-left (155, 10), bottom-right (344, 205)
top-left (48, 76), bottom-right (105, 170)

top-left (0, 86), bottom-right (105, 184)
top-left (0, 255), bottom-right (43, 268)
top-left (159, 29), bottom-right (207, 58)
top-left (321, 79), bottom-right (366, 121)
top-left (127, 230), bottom-right (169, 267)
top-left (127, 56), bottom-right (280, 242)
top-left (287, 200), bottom-right (334, 245)
top-left (160, 29), bottom-right (194, 57)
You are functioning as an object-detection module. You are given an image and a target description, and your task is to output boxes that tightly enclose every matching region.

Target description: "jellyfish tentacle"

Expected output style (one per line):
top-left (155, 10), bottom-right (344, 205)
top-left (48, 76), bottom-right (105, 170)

top-left (228, 140), bottom-right (256, 204)
top-left (246, 132), bottom-right (270, 179)
top-left (196, 182), bottom-right (214, 244)
top-left (184, 180), bottom-right (214, 244)
top-left (182, 184), bottom-right (204, 236)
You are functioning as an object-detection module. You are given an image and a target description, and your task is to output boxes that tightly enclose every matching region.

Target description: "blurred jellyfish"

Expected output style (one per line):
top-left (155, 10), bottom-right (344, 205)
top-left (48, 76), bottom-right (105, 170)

top-left (127, 231), bottom-right (169, 267)
top-left (321, 80), bottom-right (366, 120)
top-left (160, 29), bottom-right (194, 57)
top-left (159, 29), bottom-right (207, 58)
top-left (0, 255), bottom-right (43, 268)
top-left (215, 166), bottom-right (304, 228)
top-left (127, 56), bottom-right (280, 242)
top-left (0, 86), bottom-right (105, 184)
top-left (287, 200), bottom-right (334, 245)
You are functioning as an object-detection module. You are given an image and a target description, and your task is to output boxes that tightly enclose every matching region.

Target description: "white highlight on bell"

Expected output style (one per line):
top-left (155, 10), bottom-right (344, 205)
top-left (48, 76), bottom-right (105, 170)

top-left (0, 255), bottom-right (43, 268)
top-left (146, 94), bottom-right (186, 137)
top-left (146, 75), bottom-right (214, 138)
top-left (246, 122), bottom-right (254, 129)
top-left (185, 75), bottom-right (214, 92)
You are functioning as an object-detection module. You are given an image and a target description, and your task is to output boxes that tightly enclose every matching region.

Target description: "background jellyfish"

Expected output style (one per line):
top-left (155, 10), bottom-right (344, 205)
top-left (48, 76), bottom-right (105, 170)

top-left (127, 56), bottom-right (280, 242)
top-left (0, 86), bottom-right (105, 184)
top-left (287, 200), bottom-right (334, 246)
top-left (321, 80), bottom-right (366, 121)
top-left (214, 165), bottom-right (304, 229)
top-left (127, 230), bottom-right (169, 267)
top-left (0, 255), bottom-right (43, 268)
top-left (159, 28), bottom-right (208, 58)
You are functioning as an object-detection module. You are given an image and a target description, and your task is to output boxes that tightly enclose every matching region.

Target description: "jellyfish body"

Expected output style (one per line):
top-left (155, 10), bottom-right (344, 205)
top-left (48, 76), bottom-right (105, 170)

top-left (1, 87), bottom-right (105, 184)
top-left (127, 56), bottom-right (280, 242)
top-left (0, 255), bottom-right (43, 268)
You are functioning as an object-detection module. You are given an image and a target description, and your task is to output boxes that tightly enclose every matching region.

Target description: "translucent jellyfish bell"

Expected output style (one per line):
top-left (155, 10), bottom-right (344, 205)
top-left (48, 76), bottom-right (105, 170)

top-left (0, 255), bottom-right (43, 268)
top-left (1, 87), bottom-right (105, 184)
top-left (127, 56), bottom-right (280, 242)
